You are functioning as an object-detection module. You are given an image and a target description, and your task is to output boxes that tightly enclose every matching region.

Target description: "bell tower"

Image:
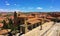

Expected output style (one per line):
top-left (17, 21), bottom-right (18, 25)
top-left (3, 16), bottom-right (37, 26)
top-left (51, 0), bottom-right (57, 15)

top-left (14, 11), bottom-right (17, 26)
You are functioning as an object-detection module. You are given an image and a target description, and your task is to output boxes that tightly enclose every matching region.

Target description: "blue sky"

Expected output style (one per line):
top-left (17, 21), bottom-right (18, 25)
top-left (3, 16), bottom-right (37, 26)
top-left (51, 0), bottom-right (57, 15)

top-left (0, 0), bottom-right (60, 12)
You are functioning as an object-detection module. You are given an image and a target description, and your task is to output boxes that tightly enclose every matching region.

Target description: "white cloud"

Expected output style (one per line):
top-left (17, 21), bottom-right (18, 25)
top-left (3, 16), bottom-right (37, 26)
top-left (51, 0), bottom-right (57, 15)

top-left (11, 9), bottom-right (21, 12)
top-left (6, 3), bottom-right (10, 5)
top-left (15, 10), bottom-right (20, 11)
top-left (0, 9), bottom-right (9, 12)
top-left (0, 9), bottom-right (21, 12)
top-left (5, 1), bottom-right (10, 5)
top-left (14, 4), bottom-right (17, 5)
top-left (36, 7), bottom-right (43, 10)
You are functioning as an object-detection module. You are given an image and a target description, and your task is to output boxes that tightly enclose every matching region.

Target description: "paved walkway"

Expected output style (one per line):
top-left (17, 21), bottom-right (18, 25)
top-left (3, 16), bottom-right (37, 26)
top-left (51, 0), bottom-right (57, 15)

top-left (39, 22), bottom-right (54, 36)
top-left (43, 22), bottom-right (60, 36)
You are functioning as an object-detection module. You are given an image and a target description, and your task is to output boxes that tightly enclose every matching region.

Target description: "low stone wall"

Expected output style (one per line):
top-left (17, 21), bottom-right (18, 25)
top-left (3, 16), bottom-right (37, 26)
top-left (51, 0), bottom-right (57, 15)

top-left (22, 22), bottom-right (54, 36)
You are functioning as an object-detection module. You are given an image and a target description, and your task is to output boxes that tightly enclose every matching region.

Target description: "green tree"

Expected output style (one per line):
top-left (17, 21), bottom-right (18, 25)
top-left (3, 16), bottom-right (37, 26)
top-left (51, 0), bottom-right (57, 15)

top-left (2, 20), bottom-right (7, 29)
top-left (8, 18), bottom-right (13, 29)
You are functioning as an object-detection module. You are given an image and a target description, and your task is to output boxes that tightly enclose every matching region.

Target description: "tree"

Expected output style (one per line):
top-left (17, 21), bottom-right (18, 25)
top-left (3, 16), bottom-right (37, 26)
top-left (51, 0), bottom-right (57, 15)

top-left (8, 18), bottom-right (13, 29)
top-left (8, 19), bottom-right (13, 25)
top-left (8, 18), bottom-right (18, 33)
top-left (2, 18), bottom-right (13, 29)
top-left (2, 20), bottom-right (7, 29)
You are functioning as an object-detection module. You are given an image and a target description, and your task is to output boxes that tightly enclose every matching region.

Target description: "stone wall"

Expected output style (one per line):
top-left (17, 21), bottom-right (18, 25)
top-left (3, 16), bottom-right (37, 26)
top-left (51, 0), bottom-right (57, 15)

top-left (22, 22), bottom-right (54, 36)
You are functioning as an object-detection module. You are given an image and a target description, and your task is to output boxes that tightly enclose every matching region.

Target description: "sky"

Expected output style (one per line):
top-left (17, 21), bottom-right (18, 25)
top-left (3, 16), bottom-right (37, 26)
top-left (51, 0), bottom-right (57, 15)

top-left (0, 0), bottom-right (60, 12)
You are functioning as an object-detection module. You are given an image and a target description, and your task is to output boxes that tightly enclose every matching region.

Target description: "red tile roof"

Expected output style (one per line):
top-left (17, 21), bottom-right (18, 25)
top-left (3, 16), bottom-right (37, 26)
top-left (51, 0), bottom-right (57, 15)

top-left (9, 16), bottom-right (14, 19)
top-left (0, 23), bottom-right (3, 27)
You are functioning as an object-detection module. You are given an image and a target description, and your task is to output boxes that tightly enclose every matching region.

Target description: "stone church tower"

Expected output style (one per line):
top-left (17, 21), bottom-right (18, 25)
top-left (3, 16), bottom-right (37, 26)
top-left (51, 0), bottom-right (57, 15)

top-left (14, 11), bottom-right (17, 26)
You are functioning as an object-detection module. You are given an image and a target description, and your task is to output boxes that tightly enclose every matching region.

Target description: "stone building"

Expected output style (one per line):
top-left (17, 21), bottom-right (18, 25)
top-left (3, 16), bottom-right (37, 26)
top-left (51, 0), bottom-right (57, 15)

top-left (13, 12), bottom-right (42, 34)
top-left (14, 11), bottom-right (52, 35)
